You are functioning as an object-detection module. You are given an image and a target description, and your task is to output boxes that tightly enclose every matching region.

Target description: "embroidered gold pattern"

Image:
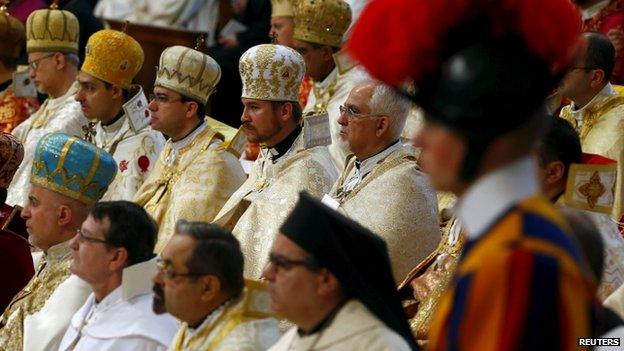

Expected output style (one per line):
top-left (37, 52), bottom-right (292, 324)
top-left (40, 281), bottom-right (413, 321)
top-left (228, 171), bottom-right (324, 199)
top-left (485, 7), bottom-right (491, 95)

top-left (578, 171), bottom-right (606, 209)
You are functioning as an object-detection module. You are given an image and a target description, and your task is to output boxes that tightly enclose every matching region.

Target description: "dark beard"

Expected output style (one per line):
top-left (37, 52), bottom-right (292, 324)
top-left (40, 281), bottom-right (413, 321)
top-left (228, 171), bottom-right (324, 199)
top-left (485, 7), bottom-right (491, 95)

top-left (152, 283), bottom-right (166, 314)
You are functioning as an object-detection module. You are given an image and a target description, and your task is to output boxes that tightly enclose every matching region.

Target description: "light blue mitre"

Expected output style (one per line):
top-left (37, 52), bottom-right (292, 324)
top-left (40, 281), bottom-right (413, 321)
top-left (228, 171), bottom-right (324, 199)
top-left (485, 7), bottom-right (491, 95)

top-left (30, 133), bottom-right (117, 205)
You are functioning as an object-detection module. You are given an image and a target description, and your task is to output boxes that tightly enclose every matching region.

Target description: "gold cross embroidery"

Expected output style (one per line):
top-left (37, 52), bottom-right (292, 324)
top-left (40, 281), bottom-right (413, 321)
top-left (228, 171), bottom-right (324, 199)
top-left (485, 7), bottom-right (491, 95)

top-left (578, 171), bottom-right (606, 209)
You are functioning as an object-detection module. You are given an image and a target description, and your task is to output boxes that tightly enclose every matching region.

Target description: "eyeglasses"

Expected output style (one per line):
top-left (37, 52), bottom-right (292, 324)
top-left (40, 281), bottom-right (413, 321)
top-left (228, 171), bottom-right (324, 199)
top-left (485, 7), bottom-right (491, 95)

top-left (28, 53), bottom-right (55, 71)
top-left (148, 93), bottom-right (184, 105)
top-left (267, 253), bottom-right (320, 273)
top-left (155, 257), bottom-right (210, 280)
top-left (339, 104), bottom-right (384, 121)
top-left (75, 228), bottom-right (109, 245)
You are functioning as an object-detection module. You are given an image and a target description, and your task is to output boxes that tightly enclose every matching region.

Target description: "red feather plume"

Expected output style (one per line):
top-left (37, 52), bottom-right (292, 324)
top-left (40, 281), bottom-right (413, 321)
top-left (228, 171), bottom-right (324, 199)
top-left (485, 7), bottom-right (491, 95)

top-left (347, 0), bottom-right (582, 87)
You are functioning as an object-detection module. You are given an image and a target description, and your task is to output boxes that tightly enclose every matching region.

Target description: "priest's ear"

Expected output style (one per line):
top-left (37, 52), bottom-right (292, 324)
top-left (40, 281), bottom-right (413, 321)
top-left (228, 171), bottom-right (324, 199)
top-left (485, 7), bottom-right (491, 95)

top-left (108, 247), bottom-right (129, 272)
top-left (315, 268), bottom-right (341, 298)
top-left (200, 275), bottom-right (222, 301)
top-left (108, 84), bottom-right (125, 101)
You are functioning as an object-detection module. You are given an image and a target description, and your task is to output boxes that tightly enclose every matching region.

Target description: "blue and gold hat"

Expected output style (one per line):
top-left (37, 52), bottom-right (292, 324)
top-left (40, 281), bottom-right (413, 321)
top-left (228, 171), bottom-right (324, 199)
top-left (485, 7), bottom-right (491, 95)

top-left (31, 133), bottom-right (117, 205)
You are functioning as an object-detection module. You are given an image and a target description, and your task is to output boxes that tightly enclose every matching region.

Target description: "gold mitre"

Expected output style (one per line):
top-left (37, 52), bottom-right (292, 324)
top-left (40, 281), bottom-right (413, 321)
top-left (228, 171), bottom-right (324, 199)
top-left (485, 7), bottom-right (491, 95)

top-left (0, 2), bottom-right (25, 59)
top-left (293, 0), bottom-right (351, 48)
top-left (82, 29), bottom-right (144, 89)
top-left (155, 45), bottom-right (221, 104)
top-left (239, 44), bottom-right (305, 102)
top-left (26, 1), bottom-right (79, 54)
top-left (272, 0), bottom-right (294, 17)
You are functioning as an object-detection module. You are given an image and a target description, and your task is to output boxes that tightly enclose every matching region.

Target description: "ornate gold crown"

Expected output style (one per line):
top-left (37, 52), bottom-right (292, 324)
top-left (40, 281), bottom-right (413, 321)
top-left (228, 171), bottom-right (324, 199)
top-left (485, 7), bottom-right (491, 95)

top-left (0, 3), bottom-right (24, 59)
top-left (271, 0), bottom-right (294, 17)
top-left (155, 45), bottom-right (221, 104)
top-left (239, 44), bottom-right (305, 102)
top-left (26, 3), bottom-right (79, 54)
top-left (293, 0), bottom-right (351, 48)
top-left (82, 29), bottom-right (144, 89)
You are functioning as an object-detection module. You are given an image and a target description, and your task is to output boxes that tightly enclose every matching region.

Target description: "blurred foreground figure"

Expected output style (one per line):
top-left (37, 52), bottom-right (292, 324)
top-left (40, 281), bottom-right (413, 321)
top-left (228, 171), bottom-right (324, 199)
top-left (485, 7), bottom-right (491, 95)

top-left (349, 0), bottom-right (598, 349)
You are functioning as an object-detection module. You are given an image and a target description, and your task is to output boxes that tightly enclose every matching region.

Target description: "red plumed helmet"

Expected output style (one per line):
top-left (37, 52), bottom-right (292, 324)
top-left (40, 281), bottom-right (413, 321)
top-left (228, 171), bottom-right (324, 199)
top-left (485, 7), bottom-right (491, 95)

top-left (347, 0), bottom-right (582, 86)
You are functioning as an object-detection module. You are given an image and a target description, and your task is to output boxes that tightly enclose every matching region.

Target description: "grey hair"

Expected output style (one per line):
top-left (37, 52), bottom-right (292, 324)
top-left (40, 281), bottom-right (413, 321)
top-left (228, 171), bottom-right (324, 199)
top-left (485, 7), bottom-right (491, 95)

top-left (368, 82), bottom-right (410, 139)
top-left (64, 53), bottom-right (80, 68)
top-left (39, 51), bottom-right (80, 68)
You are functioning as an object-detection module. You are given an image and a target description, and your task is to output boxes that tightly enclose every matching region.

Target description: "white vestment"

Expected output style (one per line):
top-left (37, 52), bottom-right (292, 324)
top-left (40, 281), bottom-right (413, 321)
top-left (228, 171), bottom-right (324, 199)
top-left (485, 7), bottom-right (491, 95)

top-left (92, 87), bottom-right (166, 201)
top-left (59, 260), bottom-right (178, 351)
top-left (8, 82), bottom-right (88, 206)
top-left (268, 300), bottom-right (410, 351)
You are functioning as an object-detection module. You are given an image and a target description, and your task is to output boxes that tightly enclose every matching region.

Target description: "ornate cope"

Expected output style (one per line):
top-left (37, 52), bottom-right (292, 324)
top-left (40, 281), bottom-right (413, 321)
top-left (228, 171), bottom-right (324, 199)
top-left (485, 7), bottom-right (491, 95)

top-left (134, 121), bottom-right (245, 252)
top-left (213, 132), bottom-right (338, 278)
top-left (329, 145), bottom-right (441, 281)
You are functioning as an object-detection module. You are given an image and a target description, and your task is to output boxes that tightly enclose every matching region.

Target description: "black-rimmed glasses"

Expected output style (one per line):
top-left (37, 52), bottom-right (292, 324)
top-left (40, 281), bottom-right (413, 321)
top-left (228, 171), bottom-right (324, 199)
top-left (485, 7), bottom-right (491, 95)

top-left (267, 253), bottom-right (320, 272)
top-left (75, 228), bottom-right (109, 245)
top-left (155, 257), bottom-right (210, 280)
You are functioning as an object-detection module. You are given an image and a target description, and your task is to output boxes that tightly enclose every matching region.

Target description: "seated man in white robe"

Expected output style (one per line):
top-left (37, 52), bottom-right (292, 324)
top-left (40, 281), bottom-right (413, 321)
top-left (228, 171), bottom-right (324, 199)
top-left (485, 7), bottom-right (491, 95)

top-left (265, 192), bottom-right (416, 350)
top-left (0, 133), bottom-right (117, 351)
top-left (213, 44), bottom-right (337, 278)
top-left (134, 45), bottom-right (246, 252)
top-left (153, 221), bottom-right (280, 350)
top-left (75, 29), bottom-right (165, 201)
top-left (59, 201), bottom-right (178, 351)
top-left (328, 80), bottom-right (440, 282)
top-left (8, 4), bottom-right (90, 207)
top-left (293, 0), bottom-right (362, 170)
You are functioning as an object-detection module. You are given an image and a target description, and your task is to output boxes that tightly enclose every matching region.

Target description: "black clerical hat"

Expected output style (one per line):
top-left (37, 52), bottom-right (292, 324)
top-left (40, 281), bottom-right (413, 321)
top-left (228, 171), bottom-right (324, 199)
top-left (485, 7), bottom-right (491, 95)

top-left (280, 192), bottom-right (417, 349)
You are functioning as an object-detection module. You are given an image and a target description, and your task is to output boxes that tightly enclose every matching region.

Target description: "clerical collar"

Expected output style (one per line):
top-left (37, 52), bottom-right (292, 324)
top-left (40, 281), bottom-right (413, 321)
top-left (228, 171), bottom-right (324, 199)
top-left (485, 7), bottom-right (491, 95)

top-left (355, 140), bottom-right (401, 175)
top-left (267, 126), bottom-right (302, 162)
top-left (570, 83), bottom-right (616, 112)
top-left (455, 156), bottom-right (539, 240)
top-left (171, 119), bottom-right (206, 150)
top-left (0, 79), bottom-right (12, 92)
top-left (102, 109), bottom-right (125, 127)
top-left (297, 300), bottom-right (345, 337)
top-left (187, 296), bottom-right (235, 332)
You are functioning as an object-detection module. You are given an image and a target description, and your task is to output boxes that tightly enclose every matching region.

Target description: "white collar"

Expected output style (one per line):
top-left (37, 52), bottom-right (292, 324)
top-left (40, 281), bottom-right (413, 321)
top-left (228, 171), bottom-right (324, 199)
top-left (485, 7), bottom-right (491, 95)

top-left (121, 258), bottom-right (158, 301)
top-left (581, 0), bottom-right (611, 20)
top-left (46, 81), bottom-right (79, 109)
top-left (94, 286), bottom-right (123, 309)
top-left (455, 156), bottom-right (539, 240)
top-left (171, 121), bottom-right (207, 151)
top-left (100, 113), bottom-right (126, 134)
top-left (355, 141), bottom-right (402, 177)
top-left (570, 83), bottom-right (617, 113)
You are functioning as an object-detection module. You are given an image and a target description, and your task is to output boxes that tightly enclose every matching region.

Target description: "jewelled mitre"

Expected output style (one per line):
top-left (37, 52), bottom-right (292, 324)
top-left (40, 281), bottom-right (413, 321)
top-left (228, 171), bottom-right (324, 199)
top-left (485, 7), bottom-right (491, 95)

top-left (0, 132), bottom-right (23, 188)
top-left (239, 44), bottom-right (305, 102)
top-left (31, 133), bottom-right (117, 205)
top-left (82, 29), bottom-right (144, 89)
top-left (293, 0), bottom-right (351, 47)
top-left (271, 0), bottom-right (294, 17)
top-left (155, 45), bottom-right (221, 104)
top-left (26, 2), bottom-right (79, 54)
top-left (0, 3), bottom-right (25, 59)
